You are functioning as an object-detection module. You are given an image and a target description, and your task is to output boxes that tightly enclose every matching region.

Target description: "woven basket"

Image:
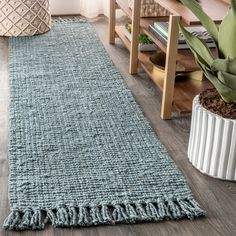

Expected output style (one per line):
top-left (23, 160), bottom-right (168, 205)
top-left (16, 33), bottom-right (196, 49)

top-left (128, 0), bottom-right (169, 17)
top-left (0, 0), bottom-right (51, 36)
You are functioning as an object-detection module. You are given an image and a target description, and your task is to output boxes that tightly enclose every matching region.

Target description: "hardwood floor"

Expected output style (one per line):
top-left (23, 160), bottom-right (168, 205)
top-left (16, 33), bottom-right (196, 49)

top-left (0, 16), bottom-right (236, 236)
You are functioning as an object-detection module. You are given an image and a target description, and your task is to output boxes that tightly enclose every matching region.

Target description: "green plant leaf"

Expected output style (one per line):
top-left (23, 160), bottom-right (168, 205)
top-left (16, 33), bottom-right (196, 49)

top-left (211, 58), bottom-right (236, 75)
top-left (179, 23), bottom-right (214, 67)
top-left (179, 0), bottom-right (219, 46)
top-left (139, 33), bottom-right (154, 45)
top-left (203, 65), bottom-right (236, 103)
top-left (218, 0), bottom-right (236, 58)
top-left (185, 43), bottom-right (236, 103)
top-left (217, 71), bottom-right (236, 91)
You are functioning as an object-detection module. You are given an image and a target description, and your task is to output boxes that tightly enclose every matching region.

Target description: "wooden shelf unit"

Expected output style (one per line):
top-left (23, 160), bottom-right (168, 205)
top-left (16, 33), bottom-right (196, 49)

top-left (109, 0), bottom-right (228, 119)
top-left (115, 25), bottom-right (212, 112)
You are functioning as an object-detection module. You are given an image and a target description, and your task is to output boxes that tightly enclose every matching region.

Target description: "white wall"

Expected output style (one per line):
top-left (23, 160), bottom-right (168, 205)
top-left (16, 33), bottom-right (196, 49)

top-left (50, 0), bottom-right (81, 15)
top-left (50, 0), bottom-right (127, 18)
top-left (50, 0), bottom-right (109, 17)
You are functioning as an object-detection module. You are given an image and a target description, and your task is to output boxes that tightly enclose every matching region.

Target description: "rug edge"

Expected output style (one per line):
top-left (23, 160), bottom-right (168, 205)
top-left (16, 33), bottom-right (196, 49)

top-left (3, 197), bottom-right (205, 231)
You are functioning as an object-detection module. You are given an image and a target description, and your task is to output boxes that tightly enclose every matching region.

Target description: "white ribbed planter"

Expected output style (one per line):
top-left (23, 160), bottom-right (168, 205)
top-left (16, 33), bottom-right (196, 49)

top-left (188, 95), bottom-right (236, 181)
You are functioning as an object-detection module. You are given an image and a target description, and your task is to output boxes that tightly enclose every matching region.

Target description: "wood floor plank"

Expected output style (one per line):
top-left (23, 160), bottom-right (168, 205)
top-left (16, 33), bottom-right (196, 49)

top-left (0, 16), bottom-right (236, 236)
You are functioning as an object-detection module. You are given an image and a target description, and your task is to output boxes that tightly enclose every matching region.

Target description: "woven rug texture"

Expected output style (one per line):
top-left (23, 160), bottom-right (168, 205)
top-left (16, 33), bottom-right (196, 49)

top-left (4, 19), bottom-right (205, 230)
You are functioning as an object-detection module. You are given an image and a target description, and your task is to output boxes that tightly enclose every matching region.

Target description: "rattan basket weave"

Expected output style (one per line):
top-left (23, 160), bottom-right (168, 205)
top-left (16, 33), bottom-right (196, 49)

top-left (128, 0), bottom-right (170, 17)
top-left (0, 0), bottom-right (51, 36)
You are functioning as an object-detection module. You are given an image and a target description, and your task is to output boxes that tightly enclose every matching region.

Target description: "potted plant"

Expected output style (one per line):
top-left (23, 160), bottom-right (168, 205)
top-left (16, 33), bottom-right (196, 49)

top-left (179, 0), bottom-right (236, 180)
top-left (125, 23), bottom-right (157, 51)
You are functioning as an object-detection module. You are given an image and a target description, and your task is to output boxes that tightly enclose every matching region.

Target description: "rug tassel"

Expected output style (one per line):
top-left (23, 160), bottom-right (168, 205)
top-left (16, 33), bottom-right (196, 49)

top-left (135, 203), bottom-right (149, 220)
top-left (101, 205), bottom-right (113, 224)
top-left (46, 209), bottom-right (57, 226)
top-left (167, 200), bottom-right (183, 219)
top-left (146, 202), bottom-right (161, 220)
top-left (125, 204), bottom-right (138, 223)
top-left (112, 204), bottom-right (128, 222)
top-left (91, 206), bottom-right (103, 225)
top-left (78, 206), bottom-right (91, 226)
top-left (3, 210), bottom-right (20, 230)
top-left (69, 206), bottom-right (78, 226)
top-left (53, 18), bottom-right (87, 23)
top-left (56, 206), bottom-right (70, 227)
top-left (157, 199), bottom-right (171, 219)
top-left (31, 209), bottom-right (44, 230)
top-left (189, 199), bottom-right (206, 217)
top-left (178, 198), bottom-right (206, 219)
top-left (19, 209), bottom-right (33, 229)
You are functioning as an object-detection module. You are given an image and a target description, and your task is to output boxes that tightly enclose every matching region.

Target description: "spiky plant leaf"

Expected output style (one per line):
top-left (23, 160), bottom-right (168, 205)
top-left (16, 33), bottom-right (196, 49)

top-left (217, 72), bottom-right (236, 103)
top-left (203, 66), bottom-right (236, 103)
top-left (179, 23), bottom-right (214, 67)
top-left (218, 0), bottom-right (236, 58)
top-left (217, 71), bottom-right (236, 93)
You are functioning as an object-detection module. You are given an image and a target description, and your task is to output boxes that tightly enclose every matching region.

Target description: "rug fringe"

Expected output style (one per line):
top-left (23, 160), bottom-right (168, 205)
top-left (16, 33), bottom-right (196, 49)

top-left (53, 18), bottom-right (87, 23)
top-left (3, 197), bottom-right (205, 230)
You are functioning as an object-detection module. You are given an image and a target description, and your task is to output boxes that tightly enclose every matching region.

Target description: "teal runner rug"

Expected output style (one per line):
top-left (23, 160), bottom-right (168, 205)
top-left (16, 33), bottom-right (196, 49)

top-left (4, 19), bottom-right (205, 230)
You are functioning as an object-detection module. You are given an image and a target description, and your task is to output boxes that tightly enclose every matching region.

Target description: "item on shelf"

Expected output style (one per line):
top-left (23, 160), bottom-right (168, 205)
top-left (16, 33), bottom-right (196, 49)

top-left (128, 0), bottom-right (170, 17)
top-left (0, 0), bottom-right (51, 36)
top-left (150, 52), bottom-right (203, 81)
top-left (149, 52), bottom-right (166, 80)
top-left (149, 22), bottom-right (216, 50)
top-left (149, 24), bottom-right (187, 49)
top-left (125, 24), bottom-right (157, 51)
top-left (155, 22), bottom-right (214, 42)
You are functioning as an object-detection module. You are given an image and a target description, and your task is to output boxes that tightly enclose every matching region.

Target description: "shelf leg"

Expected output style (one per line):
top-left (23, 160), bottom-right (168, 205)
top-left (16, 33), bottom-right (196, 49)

top-left (109, 0), bottom-right (116, 44)
top-left (129, 0), bottom-right (141, 74)
top-left (161, 15), bottom-right (180, 120)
